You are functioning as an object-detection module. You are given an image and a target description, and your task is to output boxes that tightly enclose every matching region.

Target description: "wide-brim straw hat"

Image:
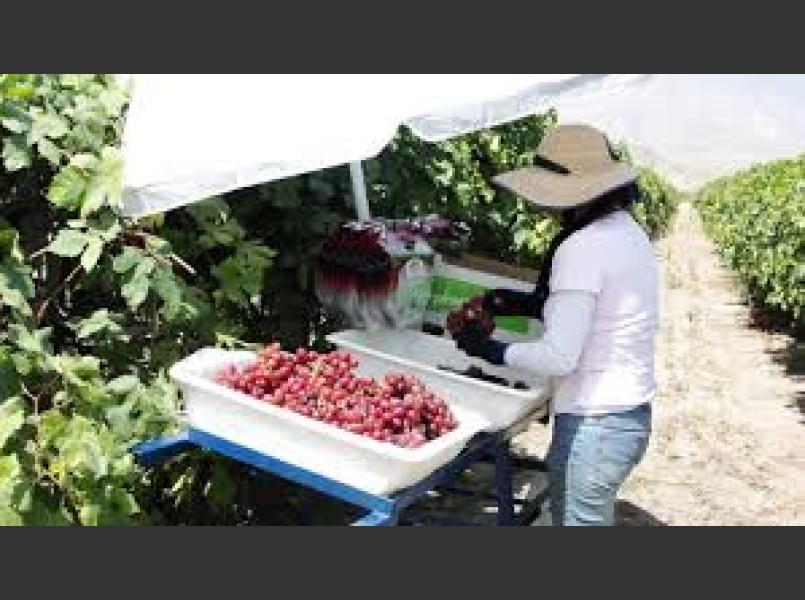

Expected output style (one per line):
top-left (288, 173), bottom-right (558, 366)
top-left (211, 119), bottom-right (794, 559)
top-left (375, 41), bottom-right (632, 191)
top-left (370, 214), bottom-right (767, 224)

top-left (493, 124), bottom-right (638, 210)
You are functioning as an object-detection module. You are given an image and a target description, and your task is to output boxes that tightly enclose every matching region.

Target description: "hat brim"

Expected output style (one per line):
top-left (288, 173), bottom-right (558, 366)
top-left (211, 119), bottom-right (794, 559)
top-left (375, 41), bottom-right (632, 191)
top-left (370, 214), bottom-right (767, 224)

top-left (493, 163), bottom-right (638, 210)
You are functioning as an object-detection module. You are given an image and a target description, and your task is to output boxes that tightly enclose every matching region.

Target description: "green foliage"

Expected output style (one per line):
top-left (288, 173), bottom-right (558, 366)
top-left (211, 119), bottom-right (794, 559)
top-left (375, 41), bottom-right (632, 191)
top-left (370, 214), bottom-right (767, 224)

top-left (632, 168), bottom-right (681, 240)
top-left (698, 157), bottom-right (805, 331)
top-left (0, 220), bottom-right (34, 316)
top-left (364, 115), bottom-right (558, 267)
top-left (0, 74), bottom-right (237, 524)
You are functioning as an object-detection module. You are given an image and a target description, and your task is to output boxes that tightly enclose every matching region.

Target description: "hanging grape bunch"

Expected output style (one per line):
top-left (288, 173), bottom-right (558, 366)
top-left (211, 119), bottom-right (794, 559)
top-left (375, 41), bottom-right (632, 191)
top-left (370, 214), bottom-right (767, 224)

top-left (315, 224), bottom-right (399, 300)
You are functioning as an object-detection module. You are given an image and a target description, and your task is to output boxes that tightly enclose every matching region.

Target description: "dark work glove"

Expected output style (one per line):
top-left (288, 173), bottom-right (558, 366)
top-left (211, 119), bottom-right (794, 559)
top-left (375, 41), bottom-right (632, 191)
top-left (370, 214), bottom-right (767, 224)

top-left (453, 321), bottom-right (509, 366)
top-left (483, 288), bottom-right (542, 318)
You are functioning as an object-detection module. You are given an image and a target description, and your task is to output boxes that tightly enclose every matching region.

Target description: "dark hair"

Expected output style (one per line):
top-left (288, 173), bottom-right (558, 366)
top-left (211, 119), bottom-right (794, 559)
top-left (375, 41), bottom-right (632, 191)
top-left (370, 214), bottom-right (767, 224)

top-left (530, 181), bottom-right (641, 320)
top-left (561, 182), bottom-right (641, 229)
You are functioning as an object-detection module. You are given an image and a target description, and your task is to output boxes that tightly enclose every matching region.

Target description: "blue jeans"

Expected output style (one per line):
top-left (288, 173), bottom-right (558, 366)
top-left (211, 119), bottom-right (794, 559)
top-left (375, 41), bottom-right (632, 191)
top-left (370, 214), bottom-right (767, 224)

top-left (546, 404), bottom-right (651, 526)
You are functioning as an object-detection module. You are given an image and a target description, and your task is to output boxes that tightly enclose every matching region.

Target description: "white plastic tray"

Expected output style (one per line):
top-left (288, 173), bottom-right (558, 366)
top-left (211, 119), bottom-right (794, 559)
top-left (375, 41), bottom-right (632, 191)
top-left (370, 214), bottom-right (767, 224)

top-left (327, 329), bottom-right (551, 431)
top-left (169, 348), bottom-right (488, 496)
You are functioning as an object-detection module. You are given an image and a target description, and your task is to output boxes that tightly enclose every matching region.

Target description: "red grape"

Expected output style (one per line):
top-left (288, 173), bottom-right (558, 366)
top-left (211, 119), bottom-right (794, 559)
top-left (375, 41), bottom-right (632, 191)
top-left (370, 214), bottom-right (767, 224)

top-left (213, 343), bottom-right (458, 448)
top-left (446, 295), bottom-right (495, 336)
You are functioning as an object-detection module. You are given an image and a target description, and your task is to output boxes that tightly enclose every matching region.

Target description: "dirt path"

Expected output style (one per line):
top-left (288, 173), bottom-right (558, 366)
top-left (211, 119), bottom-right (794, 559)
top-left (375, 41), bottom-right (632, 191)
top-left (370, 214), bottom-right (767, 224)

top-left (516, 201), bottom-right (805, 525)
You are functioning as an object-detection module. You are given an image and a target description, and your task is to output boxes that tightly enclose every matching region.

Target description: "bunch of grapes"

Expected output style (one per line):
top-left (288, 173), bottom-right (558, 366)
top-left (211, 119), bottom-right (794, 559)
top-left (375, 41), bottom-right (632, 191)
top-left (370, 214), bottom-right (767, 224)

top-left (315, 225), bottom-right (398, 298)
top-left (213, 344), bottom-right (458, 448)
top-left (445, 295), bottom-right (495, 337)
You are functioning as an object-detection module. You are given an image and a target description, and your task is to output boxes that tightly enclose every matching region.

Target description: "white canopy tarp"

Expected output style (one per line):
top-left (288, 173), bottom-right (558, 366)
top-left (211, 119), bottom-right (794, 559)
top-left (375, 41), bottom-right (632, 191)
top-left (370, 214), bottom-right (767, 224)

top-left (120, 74), bottom-right (649, 217)
top-left (120, 74), bottom-right (805, 218)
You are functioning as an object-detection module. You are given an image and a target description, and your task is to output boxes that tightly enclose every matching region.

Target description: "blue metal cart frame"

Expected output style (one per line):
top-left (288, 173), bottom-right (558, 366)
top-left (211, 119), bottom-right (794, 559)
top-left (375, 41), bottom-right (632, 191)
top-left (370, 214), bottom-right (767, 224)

top-left (133, 424), bottom-right (547, 526)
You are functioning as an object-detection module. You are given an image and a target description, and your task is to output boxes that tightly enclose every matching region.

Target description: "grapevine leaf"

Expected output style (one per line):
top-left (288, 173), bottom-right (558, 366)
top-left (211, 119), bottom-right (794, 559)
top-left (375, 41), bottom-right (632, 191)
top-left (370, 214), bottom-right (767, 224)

top-left (38, 410), bottom-right (68, 447)
top-left (2, 135), bottom-right (32, 171)
top-left (23, 491), bottom-right (73, 526)
top-left (80, 236), bottom-right (104, 272)
top-left (0, 453), bottom-right (23, 515)
top-left (48, 166), bottom-right (88, 210)
top-left (10, 353), bottom-right (31, 376)
top-left (0, 221), bottom-right (18, 256)
top-left (69, 153), bottom-right (99, 170)
top-left (8, 325), bottom-right (51, 356)
top-left (107, 375), bottom-right (140, 395)
top-left (88, 213), bottom-right (122, 243)
top-left (47, 229), bottom-right (89, 257)
top-left (213, 243), bottom-right (274, 308)
top-left (31, 110), bottom-right (70, 140)
top-left (121, 275), bottom-right (150, 310)
top-left (144, 235), bottom-right (170, 255)
top-left (52, 355), bottom-right (101, 384)
top-left (98, 146), bottom-right (123, 210)
top-left (0, 102), bottom-right (32, 134)
top-left (60, 74), bottom-right (94, 89)
top-left (0, 262), bottom-right (34, 316)
top-left (0, 398), bottom-right (25, 450)
top-left (74, 309), bottom-right (122, 339)
top-left (0, 506), bottom-right (23, 526)
top-left (119, 257), bottom-right (157, 309)
top-left (108, 488), bottom-right (140, 517)
top-left (0, 74), bottom-right (36, 98)
top-left (0, 348), bottom-right (21, 399)
top-left (132, 256), bottom-right (155, 279)
top-left (151, 266), bottom-right (182, 318)
top-left (98, 87), bottom-right (128, 117)
top-left (105, 400), bottom-right (135, 438)
top-left (78, 149), bottom-right (122, 216)
top-left (112, 246), bottom-right (141, 274)
top-left (80, 177), bottom-right (107, 217)
top-left (50, 416), bottom-right (110, 481)
top-left (79, 503), bottom-right (101, 526)
top-left (37, 137), bottom-right (62, 166)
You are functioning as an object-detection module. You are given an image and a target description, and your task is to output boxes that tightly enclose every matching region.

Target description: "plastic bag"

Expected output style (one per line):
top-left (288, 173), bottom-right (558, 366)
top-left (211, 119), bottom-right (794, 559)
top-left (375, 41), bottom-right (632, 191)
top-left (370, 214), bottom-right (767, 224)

top-left (390, 258), bottom-right (433, 330)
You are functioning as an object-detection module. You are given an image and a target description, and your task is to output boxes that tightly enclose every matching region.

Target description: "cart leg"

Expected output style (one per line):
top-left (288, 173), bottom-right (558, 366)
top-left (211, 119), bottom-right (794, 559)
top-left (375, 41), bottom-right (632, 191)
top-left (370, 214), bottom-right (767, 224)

top-left (494, 441), bottom-right (515, 526)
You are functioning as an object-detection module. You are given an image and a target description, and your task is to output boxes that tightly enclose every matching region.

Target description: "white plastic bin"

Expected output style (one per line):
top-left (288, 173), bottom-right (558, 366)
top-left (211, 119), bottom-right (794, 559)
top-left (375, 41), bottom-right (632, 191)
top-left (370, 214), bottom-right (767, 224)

top-left (327, 329), bottom-right (550, 431)
top-left (169, 348), bottom-right (488, 496)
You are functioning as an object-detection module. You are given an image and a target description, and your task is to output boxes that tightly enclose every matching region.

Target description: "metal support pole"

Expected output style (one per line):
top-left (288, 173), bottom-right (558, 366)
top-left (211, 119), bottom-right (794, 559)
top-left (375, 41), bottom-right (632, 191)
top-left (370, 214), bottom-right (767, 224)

top-left (349, 161), bottom-right (371, 221)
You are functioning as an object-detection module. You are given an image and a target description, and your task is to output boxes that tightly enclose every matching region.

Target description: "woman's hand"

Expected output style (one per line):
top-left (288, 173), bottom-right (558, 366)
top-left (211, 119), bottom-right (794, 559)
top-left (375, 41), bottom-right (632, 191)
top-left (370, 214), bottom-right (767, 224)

top-left (452, 321), bottom-right (509, 366)
top-left (483, 288), bottom-right (541, 318)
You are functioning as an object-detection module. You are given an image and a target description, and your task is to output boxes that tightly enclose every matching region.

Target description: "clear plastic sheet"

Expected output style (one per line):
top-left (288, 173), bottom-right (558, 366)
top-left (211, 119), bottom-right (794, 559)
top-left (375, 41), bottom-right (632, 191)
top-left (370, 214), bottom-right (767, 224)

top-left (558, 74), bottom-right (805, 190)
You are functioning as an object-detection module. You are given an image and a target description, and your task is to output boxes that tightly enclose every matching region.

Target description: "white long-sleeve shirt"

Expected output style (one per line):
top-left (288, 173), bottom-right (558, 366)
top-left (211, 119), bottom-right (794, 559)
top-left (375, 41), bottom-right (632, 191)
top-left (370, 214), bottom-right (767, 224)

top-left (504, 290), bottom-right (596, 377)
top-left (502, 210), bottom-right (659, 416)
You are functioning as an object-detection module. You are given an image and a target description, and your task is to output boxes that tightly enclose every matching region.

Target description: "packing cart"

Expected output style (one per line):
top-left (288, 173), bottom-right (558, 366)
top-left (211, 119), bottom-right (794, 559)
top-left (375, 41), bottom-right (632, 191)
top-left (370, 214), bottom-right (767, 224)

top-left (133, 326), bottom-right (551, 526)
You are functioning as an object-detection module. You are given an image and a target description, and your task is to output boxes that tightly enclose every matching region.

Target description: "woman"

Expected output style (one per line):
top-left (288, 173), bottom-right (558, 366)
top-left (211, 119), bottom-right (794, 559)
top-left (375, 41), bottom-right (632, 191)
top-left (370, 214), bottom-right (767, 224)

top-left (453, 124), bottom-right (658, 526)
